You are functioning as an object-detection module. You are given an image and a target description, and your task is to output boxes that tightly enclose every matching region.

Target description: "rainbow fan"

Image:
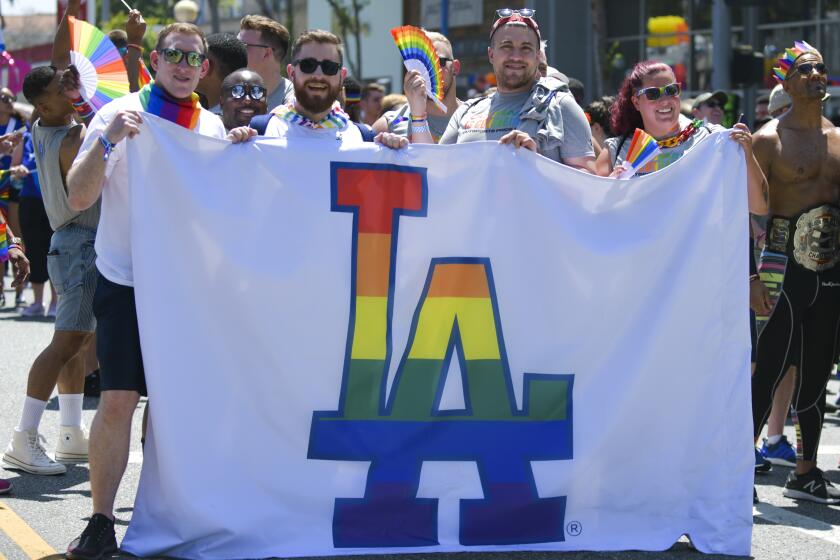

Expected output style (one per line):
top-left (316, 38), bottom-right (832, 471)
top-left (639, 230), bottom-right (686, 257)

top-left (390, 25), bottom-right (447, 113)
top-left (68, 16), bottom-right (130, 111)
top-left (619, 128), bottom-right (661, 179)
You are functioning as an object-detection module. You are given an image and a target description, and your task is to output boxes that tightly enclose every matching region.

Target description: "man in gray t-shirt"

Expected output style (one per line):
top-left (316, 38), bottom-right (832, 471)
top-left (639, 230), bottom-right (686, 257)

top-left (402, 11), bottom-right (595, 171)
top-left (239, 15), bottom-right (295, 111)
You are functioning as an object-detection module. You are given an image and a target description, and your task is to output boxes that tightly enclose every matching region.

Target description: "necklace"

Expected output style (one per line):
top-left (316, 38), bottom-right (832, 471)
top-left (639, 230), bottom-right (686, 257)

top-left (657, 119), bottom-right (703, 149)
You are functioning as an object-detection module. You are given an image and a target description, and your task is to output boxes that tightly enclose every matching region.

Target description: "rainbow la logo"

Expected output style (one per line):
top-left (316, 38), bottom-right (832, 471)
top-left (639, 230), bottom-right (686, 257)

top-left (308, 163), bottom-right (574, 547)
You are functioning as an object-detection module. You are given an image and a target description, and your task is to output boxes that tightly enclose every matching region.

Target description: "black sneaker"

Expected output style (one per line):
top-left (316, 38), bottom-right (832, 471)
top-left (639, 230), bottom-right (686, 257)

top-left (754, 448), bottom-right (772, 474)
top-left (783, 468), bottom-right (840, 505)
top-left (66, 513), bottom-right (118, 560)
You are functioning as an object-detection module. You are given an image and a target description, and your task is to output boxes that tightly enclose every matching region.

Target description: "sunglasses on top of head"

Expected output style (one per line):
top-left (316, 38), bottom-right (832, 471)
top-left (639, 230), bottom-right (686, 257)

top-left (158, 47), bottom-right (207, 68)
top-left (225, 83), bottom-right (267, 101)
top-left (495, 8), bottom-right (536, 19)
top-left (636, 82), bottom-right (681, 101)
top-left (293, 58), bottom-right (342, 76)
top-left (792, 62), bottom-right (828, 77)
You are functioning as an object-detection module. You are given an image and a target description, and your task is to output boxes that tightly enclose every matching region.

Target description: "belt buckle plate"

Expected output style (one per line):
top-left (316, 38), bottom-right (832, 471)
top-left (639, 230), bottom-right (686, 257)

top-left (793, 205), bottom-right (840, 272)
top-left (767, 218), bottom-right (790, 253)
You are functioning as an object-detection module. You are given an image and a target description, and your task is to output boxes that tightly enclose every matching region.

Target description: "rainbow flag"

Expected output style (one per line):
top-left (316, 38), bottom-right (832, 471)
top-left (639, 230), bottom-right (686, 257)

top-left (619, 128), bottom-right (661, 179)
top-left (0, 222), bottom-right (8, 262)
top-left (138, 59), bottom-right (152, 88)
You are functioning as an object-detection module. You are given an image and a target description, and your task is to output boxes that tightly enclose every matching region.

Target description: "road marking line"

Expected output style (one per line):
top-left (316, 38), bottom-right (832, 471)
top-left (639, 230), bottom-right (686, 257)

top-left (0, 499), bottom-right (56, 558)
top-left (754, 501), bottom-right (840, 547)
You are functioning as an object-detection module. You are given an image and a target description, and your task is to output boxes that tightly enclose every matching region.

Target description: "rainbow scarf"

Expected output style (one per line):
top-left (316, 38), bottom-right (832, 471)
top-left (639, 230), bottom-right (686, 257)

top-left (272, 102), bottom-right (350, 131)
top-left (0, 222), bottom-right (7, 263)
top-left (138, 81), bottom-right (201, 130)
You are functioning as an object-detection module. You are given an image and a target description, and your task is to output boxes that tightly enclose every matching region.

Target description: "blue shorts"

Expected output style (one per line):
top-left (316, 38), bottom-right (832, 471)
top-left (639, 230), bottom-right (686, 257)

top-left (47, 225), bottom-right (97, 332)
top-left (93, 274), bottom-right (147, 396)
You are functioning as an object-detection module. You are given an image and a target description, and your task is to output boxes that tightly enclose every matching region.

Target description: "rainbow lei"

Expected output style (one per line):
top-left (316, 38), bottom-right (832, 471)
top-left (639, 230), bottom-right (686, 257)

top-left (138, 81), bottom-right (201, 130)
top-left (773, 40), bottom-right (820, 82)
top-left (272, 103), bottom-right (350, 130)
top-left (657, 119), bottom-right (703, 149)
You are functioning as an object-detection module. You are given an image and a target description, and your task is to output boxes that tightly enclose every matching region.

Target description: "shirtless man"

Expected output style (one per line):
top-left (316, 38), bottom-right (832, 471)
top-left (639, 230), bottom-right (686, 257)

top-left (751, 42), bottom-right (840, 504)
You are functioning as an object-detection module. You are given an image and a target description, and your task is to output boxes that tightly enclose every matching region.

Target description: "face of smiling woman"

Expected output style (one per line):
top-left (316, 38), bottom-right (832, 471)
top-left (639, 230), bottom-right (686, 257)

top-left (631, 69), bottom-right (681, 139)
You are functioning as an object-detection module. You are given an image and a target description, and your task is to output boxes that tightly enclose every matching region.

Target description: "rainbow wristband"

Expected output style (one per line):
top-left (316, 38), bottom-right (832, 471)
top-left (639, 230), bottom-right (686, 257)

top-left (72, 96), bottom-right (95, 120)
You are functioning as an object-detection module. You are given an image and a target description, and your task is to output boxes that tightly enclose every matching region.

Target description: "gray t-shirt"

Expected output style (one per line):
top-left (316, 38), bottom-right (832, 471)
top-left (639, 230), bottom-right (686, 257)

top-left (604, 115), bottom-right (725, 177)
top-left (266, 77), bottom-right (295, 112)
top-left (31, 120), bottom-right (100, 231)
top-left (382, 103), bottom-right (454, 143)
top-left (439, 85), bottom-right (593, 163)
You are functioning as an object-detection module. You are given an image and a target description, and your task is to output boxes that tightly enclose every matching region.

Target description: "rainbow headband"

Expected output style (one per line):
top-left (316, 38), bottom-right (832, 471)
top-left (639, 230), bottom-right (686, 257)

top-left (773, 40), bottom-right (820, 82)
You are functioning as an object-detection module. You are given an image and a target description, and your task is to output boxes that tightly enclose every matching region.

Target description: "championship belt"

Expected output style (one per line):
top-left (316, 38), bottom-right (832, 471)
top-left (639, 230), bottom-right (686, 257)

top-left (792, 205), bottom-right (840, 272)
top-left (766, 217), bottom-right (790, 254)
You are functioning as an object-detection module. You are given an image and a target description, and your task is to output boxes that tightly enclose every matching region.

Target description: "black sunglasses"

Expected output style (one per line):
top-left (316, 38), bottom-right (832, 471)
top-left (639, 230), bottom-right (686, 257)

top-left (293, 58), bottom-right (341, 76)
top-left (0, 95), bottom-right (14, 104)
top-left (793, 62), bottom-right (828, 76)
top-left (496, 8), bottom-right (536, 18)
top-left (225, 83), bottom-right (267, 101)
top-left (636, 82), bottom-right (681, 101)
top-left (439, 56), bottom-right (452, 67)
top-left (159, 47), bottom-right (206, 68)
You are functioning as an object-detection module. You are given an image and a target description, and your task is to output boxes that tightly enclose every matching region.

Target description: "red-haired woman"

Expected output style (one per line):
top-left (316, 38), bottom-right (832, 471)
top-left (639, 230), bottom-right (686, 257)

top-left (595, 61), bottom-right (768, 215)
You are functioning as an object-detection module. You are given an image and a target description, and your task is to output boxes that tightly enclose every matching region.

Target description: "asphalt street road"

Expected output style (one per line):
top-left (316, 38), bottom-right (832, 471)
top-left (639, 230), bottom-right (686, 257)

top-left (1, 283), bottom-right (840, 559)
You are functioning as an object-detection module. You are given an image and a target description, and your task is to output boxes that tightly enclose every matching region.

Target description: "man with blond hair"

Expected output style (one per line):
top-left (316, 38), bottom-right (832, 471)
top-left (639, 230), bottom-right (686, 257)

top-left (239, 14), bottom-right (294, 110)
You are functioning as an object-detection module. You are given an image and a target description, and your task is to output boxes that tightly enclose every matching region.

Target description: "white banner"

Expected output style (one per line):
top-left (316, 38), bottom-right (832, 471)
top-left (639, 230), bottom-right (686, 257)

top-left (123, 116), bottom-right (753, 558)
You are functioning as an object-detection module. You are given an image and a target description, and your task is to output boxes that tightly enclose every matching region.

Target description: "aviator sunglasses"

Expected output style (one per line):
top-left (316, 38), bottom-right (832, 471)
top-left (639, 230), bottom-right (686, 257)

top-left (293, 58), bottom-right (341, 76)
top-left (496, 8), bottom-right (536, 18)
top-left (158, 47), bottom-right (207, 68)
top-left (792, 62), bottom-right (828, 76)
top-left (636, 82), bottom-right (681, 101)
top-left (226, 83), bottom-right (267, 101)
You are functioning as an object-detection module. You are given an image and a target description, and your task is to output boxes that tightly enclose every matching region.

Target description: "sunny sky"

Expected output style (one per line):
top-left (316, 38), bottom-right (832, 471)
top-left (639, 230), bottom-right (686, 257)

top-left (1, 0), bottom-right (56, 16)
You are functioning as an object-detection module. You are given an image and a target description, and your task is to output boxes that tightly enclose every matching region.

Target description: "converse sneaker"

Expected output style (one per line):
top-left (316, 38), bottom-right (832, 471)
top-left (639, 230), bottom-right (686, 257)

top-left (2, 429), bottom-right (66, 475)
top-left (760, 435), bottom-right (797, 467)
top-left (55, 426), bottom-right (89, 463)
top-left (783, 467), bottom-right (840, 505)
top-left (66, 514), bottom-right (118, 560)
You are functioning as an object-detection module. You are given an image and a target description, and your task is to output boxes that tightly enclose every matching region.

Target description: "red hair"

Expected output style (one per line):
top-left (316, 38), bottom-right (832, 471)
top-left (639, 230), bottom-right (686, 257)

top-left (610, 61), bottom-right (673, 137)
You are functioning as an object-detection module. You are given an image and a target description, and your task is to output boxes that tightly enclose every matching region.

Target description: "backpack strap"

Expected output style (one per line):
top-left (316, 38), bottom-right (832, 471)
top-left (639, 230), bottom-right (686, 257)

top-left (355, 122), bottom-right (376, 142)
top-left (249, 113), bottom-right (274, 135)
top-left (613, 133), bottom-right (630, 168)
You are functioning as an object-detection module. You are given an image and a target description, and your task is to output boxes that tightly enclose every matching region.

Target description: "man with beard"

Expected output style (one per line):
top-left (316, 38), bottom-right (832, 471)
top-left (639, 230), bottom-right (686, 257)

top-left (751, 41), bottom-right (840, 505)
top-left (263, 30), bottom-right (376, 145)
top-left (373, 30), bottom-right (461, 143)
top-left (63, 23), bottom-right (253, 557)
top-left (406, 9), bottom-right (594, 171)
top-left (221, 69), bottom-right (268, 131)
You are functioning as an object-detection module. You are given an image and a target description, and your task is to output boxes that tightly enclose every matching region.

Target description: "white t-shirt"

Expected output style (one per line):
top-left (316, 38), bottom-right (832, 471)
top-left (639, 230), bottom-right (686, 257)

top-left (264, 113), bottom-right (365, 146)
top-left (76, 92), bottom-right (227, 287)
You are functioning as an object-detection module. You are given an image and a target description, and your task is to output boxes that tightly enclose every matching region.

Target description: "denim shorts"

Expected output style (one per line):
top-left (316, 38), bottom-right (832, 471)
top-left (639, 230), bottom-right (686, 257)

top-left (47, 224), bottom-right (97, 332)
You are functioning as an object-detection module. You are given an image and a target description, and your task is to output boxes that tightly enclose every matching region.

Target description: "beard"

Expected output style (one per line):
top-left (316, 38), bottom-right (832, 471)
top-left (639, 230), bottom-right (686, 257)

top-left (496, 66), bottom-right (537, 91)
top-left (295, 78), bottom-right (342, 114)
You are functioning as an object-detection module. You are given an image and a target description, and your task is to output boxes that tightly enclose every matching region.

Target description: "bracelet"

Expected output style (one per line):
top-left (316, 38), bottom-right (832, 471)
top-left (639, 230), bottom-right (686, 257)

top-left (410, 121), bottom-right (430, 136)
top-left (126, 43), bottom-right (144, 52)
top-left (8, 243), bottom-right (22, 253)
top-left (71, 95), bottom-right (95, 120)
top-left (99, 134), bottom-right (117, 161)
top-left (749, 274), bottom-right (760, 283)
top-left (410, 113), bottom-right (428, 122)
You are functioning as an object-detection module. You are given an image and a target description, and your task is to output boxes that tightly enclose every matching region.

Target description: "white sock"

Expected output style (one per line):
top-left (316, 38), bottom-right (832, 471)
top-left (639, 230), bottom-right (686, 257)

top-left (766, 434), bottom-right (783, 445)
top-left (58, 393), bottom-right (84, 428)
top-left (17, 396), bottom-right (47, 433)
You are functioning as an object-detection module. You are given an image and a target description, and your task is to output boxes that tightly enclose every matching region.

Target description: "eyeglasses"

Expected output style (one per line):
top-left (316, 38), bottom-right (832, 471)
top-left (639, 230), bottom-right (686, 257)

top-left (293, 57), bottom-right (341, 76)
top-left (636, 82), bottom-right (681, 101)
top-left (159, 48), bottom-right (206, 68)
top-left (792, 62), bottom-right (828, 76)
top-left (495, 8), bottom-right (536, 18)
top-left (439, 56), bottom-right (452, 67)
top-left (225, 83), bottom-right (267, 101)
top-left (117, 46), bottom-right (128, 56)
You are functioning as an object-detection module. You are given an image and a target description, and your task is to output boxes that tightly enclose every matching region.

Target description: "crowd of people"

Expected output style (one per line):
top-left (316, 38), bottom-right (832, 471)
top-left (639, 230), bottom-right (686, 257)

top-left (0, 2), bottom-right (838, 557)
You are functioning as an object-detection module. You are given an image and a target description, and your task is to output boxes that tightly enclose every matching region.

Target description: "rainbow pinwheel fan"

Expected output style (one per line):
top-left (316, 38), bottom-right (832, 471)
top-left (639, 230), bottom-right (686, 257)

top-left (68, 16), bottom-right (130, 110)
top-left (390, 25), bottom-right (447, 113)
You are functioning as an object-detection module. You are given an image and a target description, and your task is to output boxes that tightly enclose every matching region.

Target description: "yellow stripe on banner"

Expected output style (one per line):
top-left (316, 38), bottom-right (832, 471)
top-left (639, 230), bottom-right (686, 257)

top-left (408, 297), bottom-right (501, 360)
top-left (351, 296), bottom-right (388, 360)
top-left (0, 499), bottom-right (56, 558)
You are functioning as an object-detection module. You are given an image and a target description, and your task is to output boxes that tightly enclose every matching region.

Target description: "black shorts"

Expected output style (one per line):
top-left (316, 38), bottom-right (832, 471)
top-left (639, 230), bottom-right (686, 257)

top-left (19, 196), bottom-right (53, 284)
top-left (93, 273), bottom-right (147, 396)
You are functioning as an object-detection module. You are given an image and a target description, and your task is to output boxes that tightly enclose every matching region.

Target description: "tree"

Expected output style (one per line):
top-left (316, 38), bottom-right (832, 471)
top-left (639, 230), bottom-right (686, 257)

top-left (325, 0), bottom-right (369, 79)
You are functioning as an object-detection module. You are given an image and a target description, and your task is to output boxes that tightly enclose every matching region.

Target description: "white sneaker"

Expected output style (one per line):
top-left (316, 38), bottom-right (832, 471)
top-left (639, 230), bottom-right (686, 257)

top-left (19, 302), bottom-right (45, 317)
top-left (46, 301), bottom-right (57, 318)
top-left (2, 429), bottom-right (66, 475)
top-left (55, 425), bottom-right (88, 463)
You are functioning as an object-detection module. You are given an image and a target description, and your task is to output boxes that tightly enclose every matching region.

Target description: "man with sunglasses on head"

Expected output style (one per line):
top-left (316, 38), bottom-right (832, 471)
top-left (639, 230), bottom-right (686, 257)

top-left (406, 9), bottom-right (594, 171)
top-left (63, 23), bottom-right (254, 558)
top-left (221, 68), bottom-right (268, 131)
top-left (691, 90), bottom-right (727, 126)
top-left (239, 14), bottom-right (294, 112)
top-left (751, 42), bottom-right (840, 505)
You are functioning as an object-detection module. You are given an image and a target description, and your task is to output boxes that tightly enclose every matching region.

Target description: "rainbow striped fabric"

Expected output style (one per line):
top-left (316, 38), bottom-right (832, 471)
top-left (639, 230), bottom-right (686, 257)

top-left (138, 82), bottom-right (201, 130)
top-left (0, 222), bottom-right (7, 262)
top-left (271, 103), bottom-right (350, 130)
